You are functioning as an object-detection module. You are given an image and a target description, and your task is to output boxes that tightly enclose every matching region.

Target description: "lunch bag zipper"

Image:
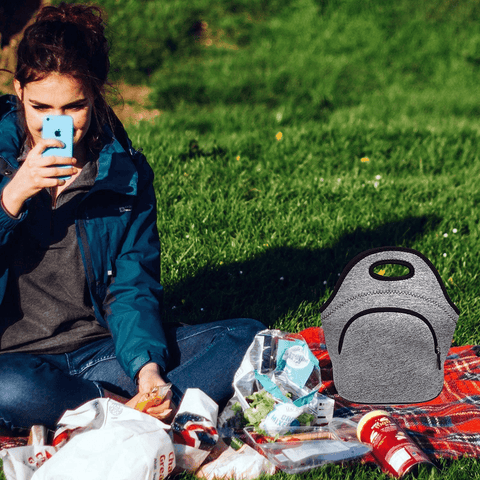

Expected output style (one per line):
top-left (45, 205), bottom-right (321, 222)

top-left (338, 307), bottom-right (442, 370)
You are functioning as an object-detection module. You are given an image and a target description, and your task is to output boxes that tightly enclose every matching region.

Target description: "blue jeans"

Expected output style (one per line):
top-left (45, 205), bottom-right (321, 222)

top-left (0, 318), bottom-right (264, 435)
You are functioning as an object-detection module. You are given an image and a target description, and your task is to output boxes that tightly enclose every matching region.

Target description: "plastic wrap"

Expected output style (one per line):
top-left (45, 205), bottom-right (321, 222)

top-left (219, 330), bottom-right (334, 432)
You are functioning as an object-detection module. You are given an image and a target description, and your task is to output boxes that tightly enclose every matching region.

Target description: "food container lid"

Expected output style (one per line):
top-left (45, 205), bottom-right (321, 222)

top-left (244, 425), bottom-right (371, 474)
top-left (356, 410), bottom-right (391, 441)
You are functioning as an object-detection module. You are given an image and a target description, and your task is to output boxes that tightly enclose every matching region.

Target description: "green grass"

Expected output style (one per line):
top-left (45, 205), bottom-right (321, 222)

top-left (118, 105), bottom-right (480, 480)
top-left (4, 0), bottom-right (480, 479)
top-left (125, 107), bottom-right (480, 346)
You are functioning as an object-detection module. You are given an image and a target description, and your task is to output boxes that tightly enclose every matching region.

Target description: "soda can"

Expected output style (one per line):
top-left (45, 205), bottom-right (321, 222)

top-left (357, 410), bottom-right (433, 478)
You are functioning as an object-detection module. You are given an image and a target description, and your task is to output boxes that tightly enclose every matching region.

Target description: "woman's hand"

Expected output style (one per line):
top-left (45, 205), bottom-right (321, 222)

top-left (2, 138), bottom-right (77, 217)
top-left (136, 362), bottom-right (166, 394)
top-left (126, 362), bottom-right (176, 423)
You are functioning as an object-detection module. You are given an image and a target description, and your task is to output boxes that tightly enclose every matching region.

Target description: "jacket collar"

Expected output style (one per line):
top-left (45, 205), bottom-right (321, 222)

top-left (92, 125), bottom-right (138, 196)
top-left (0, 94), bottom-right (138, 196)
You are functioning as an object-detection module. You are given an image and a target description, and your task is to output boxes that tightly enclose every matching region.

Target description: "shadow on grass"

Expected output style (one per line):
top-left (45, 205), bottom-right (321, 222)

top-left (163, 214), bottom-right (441, 328)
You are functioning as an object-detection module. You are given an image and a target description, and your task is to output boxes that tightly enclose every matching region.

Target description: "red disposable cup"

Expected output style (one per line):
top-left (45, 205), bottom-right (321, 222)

top-left (357, 410), bottom-right (433, 478)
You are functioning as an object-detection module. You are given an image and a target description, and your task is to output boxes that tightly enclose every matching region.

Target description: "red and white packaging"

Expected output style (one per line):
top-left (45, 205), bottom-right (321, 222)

top-left (357, 410), bottom-right (433, 478)
top-left (0, 425), bottom-right (55, 480)
top-left (171, 388), bottom-right (219, 472)
top-left (0, 445), bottom-right (57, 480)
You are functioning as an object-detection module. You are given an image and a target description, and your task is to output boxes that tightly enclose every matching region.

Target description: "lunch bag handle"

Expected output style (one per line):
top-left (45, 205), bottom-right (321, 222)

top-left (321, 246), bottom-right (459, 317)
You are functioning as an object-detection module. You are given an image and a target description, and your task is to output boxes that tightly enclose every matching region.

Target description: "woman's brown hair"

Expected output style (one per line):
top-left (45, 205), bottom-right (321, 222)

top-left (15, 2), bottom-right (112, 150)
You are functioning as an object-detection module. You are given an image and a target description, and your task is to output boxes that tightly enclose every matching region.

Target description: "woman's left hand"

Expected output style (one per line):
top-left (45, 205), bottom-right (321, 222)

top-left (126, 362), bottom-right (176, 423)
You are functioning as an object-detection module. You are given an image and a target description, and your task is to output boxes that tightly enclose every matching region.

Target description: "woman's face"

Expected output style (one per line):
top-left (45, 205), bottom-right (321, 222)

top-left (14, 73), bottom-right (94, 149)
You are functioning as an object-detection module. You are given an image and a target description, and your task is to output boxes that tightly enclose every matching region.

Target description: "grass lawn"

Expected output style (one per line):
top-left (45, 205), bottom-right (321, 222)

top-left (130, 105), bottom-right (480, 346)
top-left (2, 0), bottom-right (480, 478)
top-left (120, 103), bottom-right (480, 480)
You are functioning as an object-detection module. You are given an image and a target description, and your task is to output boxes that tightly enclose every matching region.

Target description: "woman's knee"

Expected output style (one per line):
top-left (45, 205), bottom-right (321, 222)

top-left (240, 318), bottom-right (265, 334)
top-left (0, 353), bottom-right (93, 430)
top-left (220, 318), bottom-right (265, 353)
top-left (230, 317), bottom-right (265, 338)
top-left (0, 354), bottom-right (50, 432)
top-left (0, 355), bottom-right (43, 407)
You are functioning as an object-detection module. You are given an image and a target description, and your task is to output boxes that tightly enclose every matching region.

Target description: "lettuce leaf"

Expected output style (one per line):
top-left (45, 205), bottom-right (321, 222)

top-left (243, 390), bottom-right (276, 428)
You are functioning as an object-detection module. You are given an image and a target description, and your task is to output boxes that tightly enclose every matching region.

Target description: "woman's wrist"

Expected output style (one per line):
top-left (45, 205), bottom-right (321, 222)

top-left (136, 362), bottom-right (166, 393)
top-left (137, 362), bottom-right (161, 379)
top-left (1, 185), bottom-right (26, 219)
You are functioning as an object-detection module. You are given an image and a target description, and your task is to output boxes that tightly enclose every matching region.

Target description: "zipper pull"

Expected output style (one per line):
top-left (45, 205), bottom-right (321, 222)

top-left (436, 346), bottom-right (441, 370)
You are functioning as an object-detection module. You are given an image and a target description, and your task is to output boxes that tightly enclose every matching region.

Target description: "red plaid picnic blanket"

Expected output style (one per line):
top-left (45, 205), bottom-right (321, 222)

top-left (299, 326), bottom-right (480, 459)
top-left (0, 436), bottom-right (27, 450)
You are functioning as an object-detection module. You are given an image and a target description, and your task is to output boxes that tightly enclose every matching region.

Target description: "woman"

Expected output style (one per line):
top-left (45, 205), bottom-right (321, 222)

top-left (0, 3), bottom-right (263, 435)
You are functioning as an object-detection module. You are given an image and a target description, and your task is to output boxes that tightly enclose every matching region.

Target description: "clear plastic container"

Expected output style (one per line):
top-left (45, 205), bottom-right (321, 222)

top-left (244, 419), bottom-right (371, 474)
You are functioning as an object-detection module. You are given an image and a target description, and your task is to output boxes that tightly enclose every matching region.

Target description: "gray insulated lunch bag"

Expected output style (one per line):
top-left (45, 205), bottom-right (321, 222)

top-left (320, 247), bottom-right (459, 404)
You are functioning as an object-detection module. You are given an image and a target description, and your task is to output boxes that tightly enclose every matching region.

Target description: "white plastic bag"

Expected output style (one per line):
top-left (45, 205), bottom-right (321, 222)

top-left (0, 445), bottom-right (57, 480)
top-left (32, 398), bottom-right (175, 480)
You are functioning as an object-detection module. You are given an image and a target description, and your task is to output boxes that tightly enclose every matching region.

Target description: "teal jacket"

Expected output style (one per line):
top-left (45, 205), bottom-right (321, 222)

top-left (0, 95), bottom-right (168, 380)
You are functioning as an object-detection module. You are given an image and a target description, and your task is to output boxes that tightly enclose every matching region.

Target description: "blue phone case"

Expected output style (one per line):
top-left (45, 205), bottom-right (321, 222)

top-left (42, 115), bottom-right (74, 180)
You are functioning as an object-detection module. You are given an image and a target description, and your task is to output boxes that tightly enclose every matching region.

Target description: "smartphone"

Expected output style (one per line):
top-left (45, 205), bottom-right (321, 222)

top-left (42, 115), bottom-right (74, 180)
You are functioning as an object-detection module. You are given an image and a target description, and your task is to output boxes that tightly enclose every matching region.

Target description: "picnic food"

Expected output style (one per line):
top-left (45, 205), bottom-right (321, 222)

top-left (248, 429), bottom-right (333, 444)
top-left (134, 383), bottom-right (172, 413)
top-left (232, 389), bottom-right (315, 433)
top-left (233, 390), bottom-right (275, 428)
top-left (275, 430), bottom-right (333, 443)
top-left (243, 422), bottom-right (372, 474)
top-left (357, 410), bottom-right (433, 478)
top-left (221, 329), bottom-right (334, 436)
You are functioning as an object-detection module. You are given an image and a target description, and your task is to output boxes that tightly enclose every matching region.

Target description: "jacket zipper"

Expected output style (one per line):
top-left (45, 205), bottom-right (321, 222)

top-left (76, 217), bottom-right (104, 324)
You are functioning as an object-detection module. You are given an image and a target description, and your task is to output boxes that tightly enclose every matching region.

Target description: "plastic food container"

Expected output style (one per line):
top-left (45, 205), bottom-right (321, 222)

top-left (244, 420), bottom-right (371, 474)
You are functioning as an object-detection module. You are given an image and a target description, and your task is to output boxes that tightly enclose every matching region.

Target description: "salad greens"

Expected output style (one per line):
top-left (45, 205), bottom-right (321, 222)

top-left (233, 390), bottom-right (315, 432)
top-left (233, 390), bottom-right (276, 429)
